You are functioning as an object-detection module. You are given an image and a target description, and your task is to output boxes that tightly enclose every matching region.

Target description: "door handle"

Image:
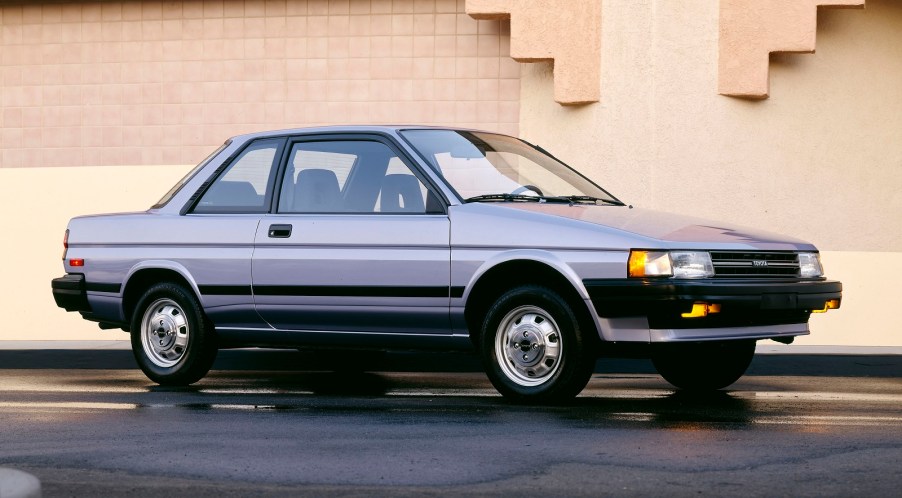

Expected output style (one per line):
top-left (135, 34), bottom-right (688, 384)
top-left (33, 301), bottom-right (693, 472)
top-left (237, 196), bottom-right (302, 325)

top-left (268, 224), bottom-right (292, 238)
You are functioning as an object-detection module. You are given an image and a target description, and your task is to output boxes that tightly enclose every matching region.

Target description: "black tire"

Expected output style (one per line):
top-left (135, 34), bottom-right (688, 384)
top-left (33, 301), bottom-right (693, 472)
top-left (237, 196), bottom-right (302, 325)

top-left (480, 285), bottom-right (595, 402)
top-left (651, 340), bottom-right (756, 391)
top-left (130, 282), bottom-right (218, 386)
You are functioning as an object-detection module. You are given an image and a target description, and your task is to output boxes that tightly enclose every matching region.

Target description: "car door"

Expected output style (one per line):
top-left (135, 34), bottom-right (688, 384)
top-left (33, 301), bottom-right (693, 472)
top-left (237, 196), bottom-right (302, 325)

top-left (182, 137), bottom-right (285, 329)
top-left (252, 134), bottom-right (452, 336)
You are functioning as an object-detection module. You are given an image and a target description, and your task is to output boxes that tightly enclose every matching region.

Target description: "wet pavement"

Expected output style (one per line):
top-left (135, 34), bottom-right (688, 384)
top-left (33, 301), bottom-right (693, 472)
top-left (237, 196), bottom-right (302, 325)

top-left (0, 352), bottom-right (900, 496)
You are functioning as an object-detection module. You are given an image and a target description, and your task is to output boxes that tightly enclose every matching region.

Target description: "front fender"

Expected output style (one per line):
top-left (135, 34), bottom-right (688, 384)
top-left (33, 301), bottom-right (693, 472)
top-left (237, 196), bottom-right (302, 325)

top-left (461, 249), bottom-right (591, 301)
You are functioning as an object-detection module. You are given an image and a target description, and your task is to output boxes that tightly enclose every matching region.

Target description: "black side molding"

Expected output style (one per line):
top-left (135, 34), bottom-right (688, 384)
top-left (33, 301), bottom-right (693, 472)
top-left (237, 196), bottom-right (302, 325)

top-left (198, 284), bottom-right (467, 298)
top-left (85, 282), bottom-right (122, 293)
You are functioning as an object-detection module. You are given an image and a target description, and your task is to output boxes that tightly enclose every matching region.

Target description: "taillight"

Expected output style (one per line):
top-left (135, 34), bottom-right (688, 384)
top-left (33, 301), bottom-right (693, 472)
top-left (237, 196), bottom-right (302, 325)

top-left (62, 229), bottom-right (69, 260)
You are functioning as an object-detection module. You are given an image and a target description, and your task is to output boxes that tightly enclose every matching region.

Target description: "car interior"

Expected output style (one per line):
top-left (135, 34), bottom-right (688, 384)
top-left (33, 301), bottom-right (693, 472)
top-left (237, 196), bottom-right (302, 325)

top-left (196, 139), bottom-right (444, 214)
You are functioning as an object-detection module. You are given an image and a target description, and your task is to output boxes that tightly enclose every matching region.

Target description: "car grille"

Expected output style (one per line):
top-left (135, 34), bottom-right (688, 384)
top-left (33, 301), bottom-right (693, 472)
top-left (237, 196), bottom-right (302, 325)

top-left (710, 251), bottom-right (800, 278)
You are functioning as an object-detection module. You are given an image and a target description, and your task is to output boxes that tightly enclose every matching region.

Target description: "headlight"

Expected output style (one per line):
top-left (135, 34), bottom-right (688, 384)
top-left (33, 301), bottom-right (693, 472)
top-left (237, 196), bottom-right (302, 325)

top-left (798, 252), bottom-right (823, 278)
top-left (628, 250), bottom-right (714, 279)
top-left (670, 251), bottom-right (715, 278)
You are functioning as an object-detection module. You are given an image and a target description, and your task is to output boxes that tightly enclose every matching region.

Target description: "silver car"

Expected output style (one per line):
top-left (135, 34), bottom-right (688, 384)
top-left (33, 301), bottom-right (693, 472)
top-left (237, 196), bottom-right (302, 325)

top-left (52, 126), bottom-right (842, 401)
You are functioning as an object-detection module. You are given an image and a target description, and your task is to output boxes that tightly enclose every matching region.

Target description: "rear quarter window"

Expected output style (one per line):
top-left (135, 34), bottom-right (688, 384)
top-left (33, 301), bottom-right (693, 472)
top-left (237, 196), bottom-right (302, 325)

top-left (192, 138), bottom-right (283, 214)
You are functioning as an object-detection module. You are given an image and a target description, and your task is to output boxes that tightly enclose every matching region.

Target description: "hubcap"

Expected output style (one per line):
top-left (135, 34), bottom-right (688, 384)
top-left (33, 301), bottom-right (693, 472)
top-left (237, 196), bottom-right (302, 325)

top-left (494, 305), bottom-right (562, 387)
top-left (140, 298), bottom-right (189, 368)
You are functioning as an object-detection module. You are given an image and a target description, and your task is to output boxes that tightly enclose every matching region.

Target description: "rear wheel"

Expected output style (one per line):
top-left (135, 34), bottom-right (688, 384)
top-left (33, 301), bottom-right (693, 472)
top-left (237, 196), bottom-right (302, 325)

top-left (480, 285), bottom-right (595, 402)
top-left (651, 340), bottom-right (756, 390)
top-left (130, 282), bottom-right (217, 386)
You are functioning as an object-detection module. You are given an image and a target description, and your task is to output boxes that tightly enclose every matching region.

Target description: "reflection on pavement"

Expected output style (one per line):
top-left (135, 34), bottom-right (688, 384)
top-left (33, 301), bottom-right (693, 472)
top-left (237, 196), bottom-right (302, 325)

top-left (1, 370), bottom-right (899, 428)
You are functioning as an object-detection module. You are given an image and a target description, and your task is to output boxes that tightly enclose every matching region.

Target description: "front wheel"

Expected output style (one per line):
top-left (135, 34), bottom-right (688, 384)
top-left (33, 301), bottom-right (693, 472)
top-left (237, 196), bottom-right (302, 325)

top-left (130, 282), bottom-right (218, 386)
top-left (651, 340), bottom-right (756, 391)
top-left (480, 285), bottom-right (595, 402)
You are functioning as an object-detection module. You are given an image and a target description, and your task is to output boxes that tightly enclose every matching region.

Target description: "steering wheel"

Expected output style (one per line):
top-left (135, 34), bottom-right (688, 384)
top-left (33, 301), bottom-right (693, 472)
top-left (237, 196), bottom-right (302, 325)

top-left (510, 185), bottom-right (544, 196)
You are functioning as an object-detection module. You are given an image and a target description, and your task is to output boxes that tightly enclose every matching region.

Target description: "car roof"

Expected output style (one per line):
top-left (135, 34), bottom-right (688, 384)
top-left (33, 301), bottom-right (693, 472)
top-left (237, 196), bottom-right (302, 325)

top-left (227, 125), bottom-right (492, 143)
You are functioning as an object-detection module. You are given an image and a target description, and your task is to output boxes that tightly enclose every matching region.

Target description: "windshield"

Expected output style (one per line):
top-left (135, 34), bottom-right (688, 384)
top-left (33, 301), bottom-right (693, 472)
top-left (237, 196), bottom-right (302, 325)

top-left (151, 141), bottom-right (230, 209)
top-left (400, 130), bottom-right (621, 204)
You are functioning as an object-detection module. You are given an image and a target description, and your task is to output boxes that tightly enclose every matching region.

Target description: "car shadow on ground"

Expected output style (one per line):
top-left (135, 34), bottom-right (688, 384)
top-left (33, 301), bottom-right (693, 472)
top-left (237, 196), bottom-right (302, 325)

top-left (141, 368), bottom-right (764, 429)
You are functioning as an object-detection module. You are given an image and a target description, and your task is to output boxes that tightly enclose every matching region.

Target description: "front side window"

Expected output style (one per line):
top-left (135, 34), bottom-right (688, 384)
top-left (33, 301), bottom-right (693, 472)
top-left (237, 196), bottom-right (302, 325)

top-left (193, 138), bottom-right (282, 213)
top-left (278, 140), bottom-right (432, 214)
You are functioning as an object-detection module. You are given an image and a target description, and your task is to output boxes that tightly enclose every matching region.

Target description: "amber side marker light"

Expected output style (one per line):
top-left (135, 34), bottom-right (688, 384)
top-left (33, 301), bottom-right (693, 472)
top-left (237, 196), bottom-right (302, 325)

top-left (681, 302), bottom-right (721, 318)
top-left (628, 250), bottom-right (672, 278)
top-left (812, 299), bottom-right (840, 313)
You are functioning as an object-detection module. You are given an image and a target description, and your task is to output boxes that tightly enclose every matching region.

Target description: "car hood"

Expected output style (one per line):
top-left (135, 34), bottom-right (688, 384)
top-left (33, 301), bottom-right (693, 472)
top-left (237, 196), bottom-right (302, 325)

top-left (499, 204), bottom-right (815, 249)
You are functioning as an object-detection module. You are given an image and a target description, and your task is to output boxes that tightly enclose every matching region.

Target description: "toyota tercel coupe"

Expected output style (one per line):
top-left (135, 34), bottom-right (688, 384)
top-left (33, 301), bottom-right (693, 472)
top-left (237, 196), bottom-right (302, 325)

top-left (52, 126), bottom-right (842, 401)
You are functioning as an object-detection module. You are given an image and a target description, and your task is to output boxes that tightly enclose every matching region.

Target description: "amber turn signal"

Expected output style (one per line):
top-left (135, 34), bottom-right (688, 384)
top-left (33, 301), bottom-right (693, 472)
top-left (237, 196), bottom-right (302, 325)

top-left (812, 299), bottom-right (840, 313)
top-left (681, 302), bottom-right (721, 318)
top-left (628, 251), bottom-right (647, 277)
top-left (627, 250), bottom-right (672, 277)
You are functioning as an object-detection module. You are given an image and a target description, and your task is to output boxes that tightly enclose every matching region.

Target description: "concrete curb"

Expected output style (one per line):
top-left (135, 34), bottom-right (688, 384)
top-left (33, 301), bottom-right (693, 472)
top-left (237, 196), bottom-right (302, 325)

top-left (0, 468), bottom-right (41, 498)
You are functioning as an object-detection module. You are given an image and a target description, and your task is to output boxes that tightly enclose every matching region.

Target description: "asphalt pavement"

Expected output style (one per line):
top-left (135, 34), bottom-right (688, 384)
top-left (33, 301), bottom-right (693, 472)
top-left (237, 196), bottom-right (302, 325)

top-left (0, 347), bottom-right (900, 497)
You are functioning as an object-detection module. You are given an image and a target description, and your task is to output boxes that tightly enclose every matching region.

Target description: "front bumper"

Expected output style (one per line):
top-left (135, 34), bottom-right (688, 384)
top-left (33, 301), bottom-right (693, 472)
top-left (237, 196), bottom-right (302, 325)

top-left (51, 274), bottom-right (91, 312)
top-left (584, 278), bottom-right (842, 330)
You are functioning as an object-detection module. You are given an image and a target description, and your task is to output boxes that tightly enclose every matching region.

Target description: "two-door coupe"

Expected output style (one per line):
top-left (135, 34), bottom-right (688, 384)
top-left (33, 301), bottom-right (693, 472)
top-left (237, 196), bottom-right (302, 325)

top-left (52, 126), bottom-right (842, 401)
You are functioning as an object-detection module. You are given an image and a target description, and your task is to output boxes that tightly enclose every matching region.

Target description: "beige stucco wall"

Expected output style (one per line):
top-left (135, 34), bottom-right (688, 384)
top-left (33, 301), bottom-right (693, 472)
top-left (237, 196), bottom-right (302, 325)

top-left (516, 0), bottom-right (902, 346)
top-left (718, 0), bottom-right (865, 99)
top-left (466, 0), bottom-right (602, 105)
top-left (0, 165), bottom-right (188, 341)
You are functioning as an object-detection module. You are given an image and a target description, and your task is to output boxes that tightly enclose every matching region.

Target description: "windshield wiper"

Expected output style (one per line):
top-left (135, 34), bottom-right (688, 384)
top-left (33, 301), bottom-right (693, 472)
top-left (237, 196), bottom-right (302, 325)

top-left (548, 195), bottom-right (625, 206)
top-left (464, 194), bottom-right (546, 203)
top-left (465, 193), bottom-right (625, 206)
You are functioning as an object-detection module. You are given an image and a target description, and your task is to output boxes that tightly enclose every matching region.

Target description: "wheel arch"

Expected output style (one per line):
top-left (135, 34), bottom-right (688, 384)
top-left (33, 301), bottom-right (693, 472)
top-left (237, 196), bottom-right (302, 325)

top-left (122, 261), bottom-right (202, 327)
top-left (462, 254), bottom-right (600, 348)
